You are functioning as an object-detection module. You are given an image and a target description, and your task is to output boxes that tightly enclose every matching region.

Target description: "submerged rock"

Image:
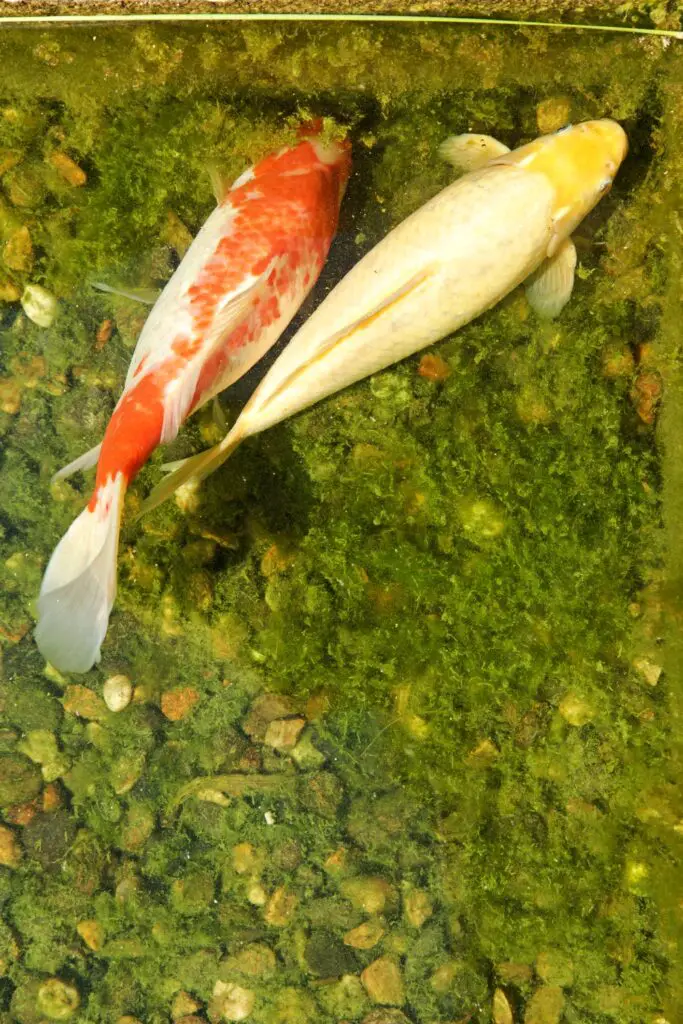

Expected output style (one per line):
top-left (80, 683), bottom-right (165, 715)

top-left (0, 824), bottom-right (22, 867)
top-left (103, 674), bottom-right (133, 712)
top-left (36, 978), bottom-right (80, 1020)
top-left (21, 284), bottom-right (57, 327)
top-left (0, 753), bottom-right (41, 807)
top-left (360, 957), bottom-right (405, 1006)
top-left (305, 928), bottom-right (357, 977)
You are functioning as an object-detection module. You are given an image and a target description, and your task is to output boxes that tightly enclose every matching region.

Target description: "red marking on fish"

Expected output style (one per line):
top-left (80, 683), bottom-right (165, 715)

top-left (87, 127), bottom-right (351, 507)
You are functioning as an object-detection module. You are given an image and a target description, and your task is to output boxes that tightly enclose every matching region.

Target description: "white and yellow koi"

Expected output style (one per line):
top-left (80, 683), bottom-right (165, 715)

top-left (140, 119), bottom-right (628, 514)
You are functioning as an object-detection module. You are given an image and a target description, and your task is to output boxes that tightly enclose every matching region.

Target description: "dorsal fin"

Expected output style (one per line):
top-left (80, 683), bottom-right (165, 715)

top-left (439, 133), bottom-right (510, 173)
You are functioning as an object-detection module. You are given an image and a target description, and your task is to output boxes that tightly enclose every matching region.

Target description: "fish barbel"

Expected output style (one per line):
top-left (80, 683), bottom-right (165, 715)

top-left (35, 124), bottom-right (351, 673)
top-left (145, 119), bottom-right (627, 512)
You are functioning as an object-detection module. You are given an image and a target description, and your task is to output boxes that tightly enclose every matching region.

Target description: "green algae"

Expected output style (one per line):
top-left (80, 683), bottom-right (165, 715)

top-left (0, 17), bottom-right (681, 1024)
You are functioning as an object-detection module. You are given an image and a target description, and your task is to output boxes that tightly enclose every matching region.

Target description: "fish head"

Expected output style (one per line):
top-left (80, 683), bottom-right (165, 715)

top-left (497, 118), bottom-right (628, 254)
top-left (298, 123), bottom-right (352, 206)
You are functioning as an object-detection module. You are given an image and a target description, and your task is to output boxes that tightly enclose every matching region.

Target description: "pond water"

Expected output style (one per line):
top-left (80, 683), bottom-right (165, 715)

top-left (0, 16), bottom-right (682, 1024)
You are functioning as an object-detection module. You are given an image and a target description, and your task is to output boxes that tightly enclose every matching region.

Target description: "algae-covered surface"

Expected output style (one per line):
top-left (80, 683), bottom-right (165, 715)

top-left (0, 18), bottom-right (682, 1024)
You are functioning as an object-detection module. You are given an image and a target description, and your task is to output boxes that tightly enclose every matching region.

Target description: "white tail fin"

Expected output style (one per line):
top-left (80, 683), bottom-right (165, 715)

top-left (35, 473), bottom-right (126, 673)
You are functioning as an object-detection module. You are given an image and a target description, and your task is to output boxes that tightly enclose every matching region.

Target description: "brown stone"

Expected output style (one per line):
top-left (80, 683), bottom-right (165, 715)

top-left (243, 693), bottom-right (297, 741)
top-left (341, 876), bottom-right (394, 915)
top-left (63, 685), bottom-right (108, 721)
top-left (161, 687), bottom-right (200, 721)
top-left (343, 919), bottom-right (385, 950)
top-left (403, 888), bottom-right (433, 928)
top-left (3, 225), bottom-right (32, 272)
top-left (76, 919), bottom-right (104, 951)
top-left (360, 957), bottom-right (405, 1006)
top-left (263, 717), bottom-right (305, 752)
top-left (48, 151), bottom-right (87, 187)
top-left (0, 825), bottom-right (22, 867)
top-left (95, 319), bottom-right (114, 351)
top-left (493, 987), bottom-right (514, 1024)
top-left (264, 886), bottom-right (298, 927)
top-left (524, 985), bottom-right (565, 1024)
top-left (417, 353), bottom-right (451, 381)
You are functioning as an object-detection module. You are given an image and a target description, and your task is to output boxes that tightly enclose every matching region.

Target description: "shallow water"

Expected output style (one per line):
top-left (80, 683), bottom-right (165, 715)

top-left (0, 17), bottom-right (682, 1024)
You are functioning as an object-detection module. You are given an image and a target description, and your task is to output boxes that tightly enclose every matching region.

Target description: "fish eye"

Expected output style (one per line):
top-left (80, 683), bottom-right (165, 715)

top-left (598, 177), bottom-right (612, 193)
top-left (556, 124), bottom-right (573, 135)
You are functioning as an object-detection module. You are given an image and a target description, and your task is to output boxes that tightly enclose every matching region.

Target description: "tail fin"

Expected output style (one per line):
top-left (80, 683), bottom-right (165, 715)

top-left (136, 430), bottom-right (243, 520)
top-left (35, 473), bottom-right (126, 673)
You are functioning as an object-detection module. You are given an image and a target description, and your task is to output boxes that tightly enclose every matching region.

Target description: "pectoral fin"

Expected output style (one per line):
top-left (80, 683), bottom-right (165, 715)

top-left (439, 133), bottom-right (511, 173)
top-left (92, 281), bottom-right (160, 306)
top-left (52, 442), bottom-right (103, 483)
top-left (137, 432), bottom-right (243, 519)
top-left (525, 238), bottom-right (577, 320)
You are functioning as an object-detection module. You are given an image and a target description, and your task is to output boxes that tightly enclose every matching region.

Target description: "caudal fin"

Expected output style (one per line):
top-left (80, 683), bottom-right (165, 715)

top-left (35, 473), bottom-right (126, 673)
top-left (136, 430), bottom-right (243, 520)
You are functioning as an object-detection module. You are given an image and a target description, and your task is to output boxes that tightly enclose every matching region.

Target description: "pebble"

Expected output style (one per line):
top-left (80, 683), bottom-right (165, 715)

top-left (535, 950), bottom-right (574, 988)
top-left (341, 876), bottom-right (394, 915)
top-left (0, 275), bottom-right (20, 302)
top-left (171, 991), bottom-right (202, 1019)
top-left (417, 353), bottom-right (451, 381)
top-left (0, 824), bottom-right (22, 867)
top-left (264, 885), bottom-right (298, 927)
top-left (63, 685), bottom-right (108, 721)
top-left (343, 919), bottom-right (385, 950)
top-left (631, 370), bottom-right (662, 424)
top-left (161, 686), bottom-right (200, 721)
top-left (360, 957), bottom-right (405, 1006)
top-left (558, 692), bottom-right (595, 727)
top-left (21, 283), bottom-right (57, 327)
top-left (103, 674), bottom-right (133, 712)
top-left (0, 377), bottom-right (21, 414)
top-left (243, 693), bottom-right (297, 741)
top-left (246, 882), bottom-right (268, 907)
top-left (430, 960), bottom-right (460, 993)
top-left (497, 962), bottom-right (533, 985)
top-left (48, 150), bottom-right (87, 187)
top-left (264, 716), bottom-right (306, 752)
top-left (493, 987), bottom-right (514, 1024)
top-left (633, 656), bottom-right (662, 687)
top-left (536, 96), bottom-right (572, 133)
top-left (76, 919), bottom-right (104, 951)
top-left (36, 977), bottom-right (80, 1019)
top-left (290, 730), bottom-right (326, 769)
top-left (0, 752), bottom-right (42, 807)
top-left (232, 842), bottom-right (266, 876)
top-left (221, 942), bottom-right (276, 977)
top-left (95, 318), bottom-right (114, 351)
top-left (459, 497), bottom-right (505, 540)
top-left (524, 985), bottom-right (564, 1024)
top-left (403, 887), bottom-right (433, 928)
top-left (3, 224), bottom-right (33, 272)
top-left (210, 981), bottom-right (255, 1022)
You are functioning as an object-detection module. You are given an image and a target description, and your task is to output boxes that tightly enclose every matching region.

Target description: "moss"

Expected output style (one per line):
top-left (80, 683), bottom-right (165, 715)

top-left (0, 15), bottom-right (679, 1024)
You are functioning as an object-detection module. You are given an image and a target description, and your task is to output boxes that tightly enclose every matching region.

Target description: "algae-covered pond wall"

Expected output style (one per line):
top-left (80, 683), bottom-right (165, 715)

top-left (0, 18), bottom-right (682, 1024)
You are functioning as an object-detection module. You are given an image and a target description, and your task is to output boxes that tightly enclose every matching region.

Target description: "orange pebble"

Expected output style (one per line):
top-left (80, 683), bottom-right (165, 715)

top-left (161, 686), bottom-right (200, 722)
top-left (95, 319), bottom-right (114, 351)
top-left (418, 354), bottom-right (451, 381)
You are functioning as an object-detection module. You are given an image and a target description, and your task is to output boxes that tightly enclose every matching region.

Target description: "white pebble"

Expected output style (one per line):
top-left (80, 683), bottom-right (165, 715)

top-left (21, 284), bottom-right (58, 328)
top-left (103, 674), bottom-right (132, 712)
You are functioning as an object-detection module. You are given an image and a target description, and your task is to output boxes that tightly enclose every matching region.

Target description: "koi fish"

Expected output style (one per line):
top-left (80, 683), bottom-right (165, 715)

top-left (142, 119), bottom-right (627, 519)
top-left (35, 125), bottom-right (351, 673)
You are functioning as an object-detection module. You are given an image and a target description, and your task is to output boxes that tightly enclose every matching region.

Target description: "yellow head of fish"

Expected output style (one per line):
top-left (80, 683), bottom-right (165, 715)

top-left (497, 119), bottom-right (628, 255)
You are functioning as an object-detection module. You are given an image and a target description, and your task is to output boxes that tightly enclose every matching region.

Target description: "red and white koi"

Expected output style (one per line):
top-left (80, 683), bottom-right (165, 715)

top-left (145, 119), bottom-right (628, 512)
top-left (35, 125), bottom-right (351, 672)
